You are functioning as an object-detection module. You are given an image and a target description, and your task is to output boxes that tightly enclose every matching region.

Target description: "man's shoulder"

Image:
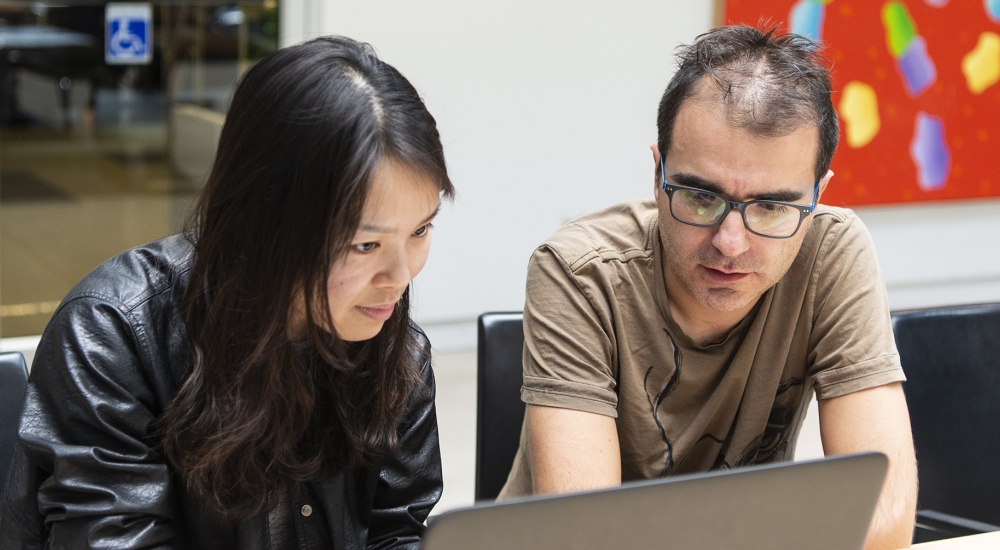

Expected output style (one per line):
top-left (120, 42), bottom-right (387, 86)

top-left (802, 204), bottom-right (873, 255)
top-left (537, 199), bottom-right (658, 272)
top-left (810, 204), bottom-right (864, 233)
top-left (777, 204), bottom-right (878, 303)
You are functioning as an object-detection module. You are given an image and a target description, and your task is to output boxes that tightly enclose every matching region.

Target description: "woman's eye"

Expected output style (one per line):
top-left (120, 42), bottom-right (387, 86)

top-left (413, 223), bottom-right (433, 237)
top-left (353, 242), bottom-right (377, 253)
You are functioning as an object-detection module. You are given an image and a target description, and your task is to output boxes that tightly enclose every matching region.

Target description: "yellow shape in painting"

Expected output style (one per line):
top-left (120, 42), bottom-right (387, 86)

top-left (839, 81), bottom-right (881, 148)
top-left (962, 32), bottom-right (1000, 95)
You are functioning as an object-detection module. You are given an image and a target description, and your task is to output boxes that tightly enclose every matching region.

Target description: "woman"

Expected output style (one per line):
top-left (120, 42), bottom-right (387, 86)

top-left (0, 36), bottom-right (452, 549)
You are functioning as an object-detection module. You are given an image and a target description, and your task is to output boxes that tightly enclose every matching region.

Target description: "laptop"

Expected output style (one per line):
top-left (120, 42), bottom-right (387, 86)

top-left (423, 453), bottom-right (888, 550)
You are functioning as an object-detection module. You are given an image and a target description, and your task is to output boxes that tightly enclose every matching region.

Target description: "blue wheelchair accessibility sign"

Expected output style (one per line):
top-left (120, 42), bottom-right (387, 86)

top-left (106, 3), bottom-right (153, 65)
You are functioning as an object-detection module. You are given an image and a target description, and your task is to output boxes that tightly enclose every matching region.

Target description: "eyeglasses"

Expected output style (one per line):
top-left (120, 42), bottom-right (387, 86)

top-left (659, 159), bottom-right (819, 239)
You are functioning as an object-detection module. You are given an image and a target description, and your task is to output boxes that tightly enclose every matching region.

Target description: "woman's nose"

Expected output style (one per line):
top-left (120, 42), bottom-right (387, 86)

top-left (377, 248), bottom-right (412, 288)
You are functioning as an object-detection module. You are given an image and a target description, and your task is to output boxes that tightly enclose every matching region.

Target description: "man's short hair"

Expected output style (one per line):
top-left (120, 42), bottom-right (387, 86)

top-left (656, 25), bottom-right (839, 183)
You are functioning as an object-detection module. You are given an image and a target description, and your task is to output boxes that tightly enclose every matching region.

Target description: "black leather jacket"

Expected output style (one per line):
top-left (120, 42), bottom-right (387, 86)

top-left (0, 235), bottom-right (443, 550)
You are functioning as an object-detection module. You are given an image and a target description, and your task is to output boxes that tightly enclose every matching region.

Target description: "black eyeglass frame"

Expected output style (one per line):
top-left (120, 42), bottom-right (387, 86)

top-left (659, 159), bottom-right (819, 239)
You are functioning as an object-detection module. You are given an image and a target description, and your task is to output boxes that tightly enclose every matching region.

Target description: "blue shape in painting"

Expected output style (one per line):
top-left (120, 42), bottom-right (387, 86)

top-left (910, 112), bottom-right (950, 191)
top-left (791, 1), bottom-right (825, 42)
top-left (897, 37), bottom-right (936, 96)
top-left (988, 0), bottom-right (1000, 22)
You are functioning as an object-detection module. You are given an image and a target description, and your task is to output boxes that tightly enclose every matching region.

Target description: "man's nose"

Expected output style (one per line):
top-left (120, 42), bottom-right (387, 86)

top-left (712, 209), bottom-right (751, 257)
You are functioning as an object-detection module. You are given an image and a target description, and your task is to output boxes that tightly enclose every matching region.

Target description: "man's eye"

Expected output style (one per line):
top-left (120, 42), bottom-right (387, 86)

top-left (353, 242), bottom-right (377, 253)
top-left (683, 191), bottom-right (718, 207)
top-left (413, 223), bottom-right (433, 237)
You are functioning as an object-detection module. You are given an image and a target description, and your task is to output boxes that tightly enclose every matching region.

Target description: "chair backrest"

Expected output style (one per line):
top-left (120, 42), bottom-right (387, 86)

top-left (891, 303), bottom-right (1000, 528)
top-left (475, 312), bottom-right (526, 502)
top-left (0, 351), bottom-right (29, 494)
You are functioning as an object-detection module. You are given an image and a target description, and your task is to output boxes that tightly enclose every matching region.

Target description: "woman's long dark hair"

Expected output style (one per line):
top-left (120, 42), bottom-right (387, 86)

top-left (158, 36), bottom-right (453, 519)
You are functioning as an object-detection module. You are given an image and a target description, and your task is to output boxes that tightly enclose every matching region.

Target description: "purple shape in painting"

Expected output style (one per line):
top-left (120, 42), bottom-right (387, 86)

top-left (896, 37), bottom-right (937, 96)
top-left (910, 112), bottom-right (950, 191)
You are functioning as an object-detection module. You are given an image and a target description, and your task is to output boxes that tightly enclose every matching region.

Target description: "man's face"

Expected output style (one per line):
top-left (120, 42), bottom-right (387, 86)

top-left (655, 93), bottom-right (831, 316)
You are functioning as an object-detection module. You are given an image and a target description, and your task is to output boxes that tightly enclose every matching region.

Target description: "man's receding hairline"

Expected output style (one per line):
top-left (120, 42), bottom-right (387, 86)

top-left (683, 75), bottom-right (821, 139)
top-left (659, 78), bottom-right (821, 181)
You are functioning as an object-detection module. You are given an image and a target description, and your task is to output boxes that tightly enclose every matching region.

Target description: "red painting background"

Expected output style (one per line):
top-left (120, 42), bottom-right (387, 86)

top-left (724, 0), bottom-right (1000, 206)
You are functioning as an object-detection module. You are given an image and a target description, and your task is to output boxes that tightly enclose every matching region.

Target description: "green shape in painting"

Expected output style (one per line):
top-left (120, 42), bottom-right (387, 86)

top-left (882, 2), bottom-right (917, 58)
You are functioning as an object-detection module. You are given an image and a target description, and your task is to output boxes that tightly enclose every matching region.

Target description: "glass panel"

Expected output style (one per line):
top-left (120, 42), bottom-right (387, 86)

top-left (0, 2), bottom-right (279, 337)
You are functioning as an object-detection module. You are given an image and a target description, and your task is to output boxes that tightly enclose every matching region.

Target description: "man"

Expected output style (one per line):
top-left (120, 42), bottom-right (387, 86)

top-left (498, 26), bottom-right (917, 550)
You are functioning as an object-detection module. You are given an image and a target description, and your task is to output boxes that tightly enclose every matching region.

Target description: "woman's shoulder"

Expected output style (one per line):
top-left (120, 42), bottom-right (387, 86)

top-left (60, 234), bottom-right (195, 315)
top-left (35, 234), bottom-right (197, 392)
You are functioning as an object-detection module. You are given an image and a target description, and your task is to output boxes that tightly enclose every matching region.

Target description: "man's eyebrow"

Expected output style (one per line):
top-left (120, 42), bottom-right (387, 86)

top-left (753, 189), bottom-right (807, 202)
top-left (358, 203), bottom-right (440, 233)
top-left (668, 172), bottom-right (808, 203)
top-left (669, 173), bottom-right (728, 196)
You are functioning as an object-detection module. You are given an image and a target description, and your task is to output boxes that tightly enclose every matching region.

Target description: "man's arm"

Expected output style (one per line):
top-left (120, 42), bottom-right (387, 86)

top-left (526, 404), bottom-right (621, 495)
top-left (818, 382), bottom-right (917, 550)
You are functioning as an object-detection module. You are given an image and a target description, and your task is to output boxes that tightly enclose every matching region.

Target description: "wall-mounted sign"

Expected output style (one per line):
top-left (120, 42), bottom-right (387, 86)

top-left (105, 3), bottom-right (153, 65)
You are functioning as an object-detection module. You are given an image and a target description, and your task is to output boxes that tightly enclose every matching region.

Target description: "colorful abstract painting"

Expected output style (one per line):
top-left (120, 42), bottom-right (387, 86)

top-left (724, 0), bottom-right (1000, 206)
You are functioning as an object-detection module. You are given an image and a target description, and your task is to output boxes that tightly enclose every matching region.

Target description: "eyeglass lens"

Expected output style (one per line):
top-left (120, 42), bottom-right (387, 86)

top-left (671, 189), bottom-right (801, 237)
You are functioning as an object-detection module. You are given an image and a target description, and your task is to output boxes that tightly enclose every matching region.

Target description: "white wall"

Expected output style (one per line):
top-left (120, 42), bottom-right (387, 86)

top-left (279, 2), bottom-right (1000, 350)
top-left (855, 199), bottom-right (1000, 311)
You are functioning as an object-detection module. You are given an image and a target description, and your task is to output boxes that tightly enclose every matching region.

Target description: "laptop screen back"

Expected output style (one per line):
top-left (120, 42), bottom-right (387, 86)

top-left (424, 453), bottom-right (888, 550)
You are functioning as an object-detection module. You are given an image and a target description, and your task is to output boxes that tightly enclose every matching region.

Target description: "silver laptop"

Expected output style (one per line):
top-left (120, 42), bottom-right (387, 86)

top-left (423, 453), bottom-right (888, 550)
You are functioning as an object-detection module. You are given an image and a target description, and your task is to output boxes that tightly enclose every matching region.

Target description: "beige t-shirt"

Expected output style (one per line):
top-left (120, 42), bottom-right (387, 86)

top-left (498, 199), bottom-right (905, 498)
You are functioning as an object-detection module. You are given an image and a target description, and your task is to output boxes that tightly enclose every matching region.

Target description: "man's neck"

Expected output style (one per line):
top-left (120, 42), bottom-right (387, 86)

top-left (663, 267), bottom-right (758, 347)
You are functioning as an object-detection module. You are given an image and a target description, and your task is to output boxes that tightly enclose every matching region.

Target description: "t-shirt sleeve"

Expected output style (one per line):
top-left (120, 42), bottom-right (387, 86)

top-left (807, 214), bottom-right (906, 399)
top-left (520, 244), bottom-right (619, 417)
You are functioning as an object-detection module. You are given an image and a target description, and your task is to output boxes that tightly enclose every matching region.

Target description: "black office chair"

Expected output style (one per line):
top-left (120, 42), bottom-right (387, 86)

top-left (0, 351), bottom-right (29, 494)
top-left (475, 312), bottom-right (526, 502)
top-left (891, 303), bottom-right (1000, 543)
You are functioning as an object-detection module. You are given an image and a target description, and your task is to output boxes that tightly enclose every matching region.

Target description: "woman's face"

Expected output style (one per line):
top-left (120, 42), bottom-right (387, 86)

top-left (327, 160), bottom-right (441, 341)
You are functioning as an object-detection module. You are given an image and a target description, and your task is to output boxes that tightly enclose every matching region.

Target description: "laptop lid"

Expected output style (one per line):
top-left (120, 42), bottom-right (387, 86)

top-left (423, 453), bottom-right (888, 550)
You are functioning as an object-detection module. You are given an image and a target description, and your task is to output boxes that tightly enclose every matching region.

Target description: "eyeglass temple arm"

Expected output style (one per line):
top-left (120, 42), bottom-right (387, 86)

top-left (808, 180), bottom-right (820, 210)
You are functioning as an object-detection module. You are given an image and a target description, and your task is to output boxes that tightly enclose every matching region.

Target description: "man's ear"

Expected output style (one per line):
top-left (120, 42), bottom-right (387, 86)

top-left (817, 170), bottom-right (834, 203)
top-left (650, 143), bottom-right (661, 166)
